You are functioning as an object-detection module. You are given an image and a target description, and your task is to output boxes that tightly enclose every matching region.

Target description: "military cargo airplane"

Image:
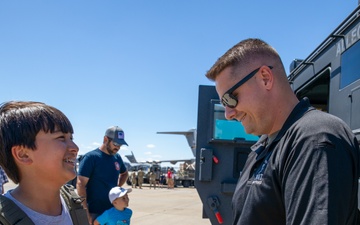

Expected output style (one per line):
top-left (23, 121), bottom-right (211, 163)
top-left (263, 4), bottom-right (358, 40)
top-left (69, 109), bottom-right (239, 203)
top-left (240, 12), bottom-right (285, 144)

top-left (125, 128), bottom-right (196, 165)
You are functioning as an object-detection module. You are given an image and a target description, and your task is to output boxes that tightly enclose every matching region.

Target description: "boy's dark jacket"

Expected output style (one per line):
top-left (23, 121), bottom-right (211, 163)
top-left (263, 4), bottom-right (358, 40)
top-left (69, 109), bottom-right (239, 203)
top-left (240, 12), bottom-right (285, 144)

top-left (0, 184), bottom-right (87, 225)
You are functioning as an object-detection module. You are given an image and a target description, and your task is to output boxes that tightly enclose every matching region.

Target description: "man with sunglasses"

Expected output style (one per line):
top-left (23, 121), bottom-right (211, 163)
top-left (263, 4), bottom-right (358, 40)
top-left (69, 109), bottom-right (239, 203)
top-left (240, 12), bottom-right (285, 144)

top-left (77, 126), bottom-right (129, 225)
top-left (205, 38), bottom-right (359, 224)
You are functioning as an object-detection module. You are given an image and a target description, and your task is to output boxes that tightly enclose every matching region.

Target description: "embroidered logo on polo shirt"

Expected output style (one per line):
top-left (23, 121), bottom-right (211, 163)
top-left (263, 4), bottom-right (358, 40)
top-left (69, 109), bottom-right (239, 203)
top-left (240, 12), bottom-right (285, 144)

top-left (251, 159), bottom-right (269, 184)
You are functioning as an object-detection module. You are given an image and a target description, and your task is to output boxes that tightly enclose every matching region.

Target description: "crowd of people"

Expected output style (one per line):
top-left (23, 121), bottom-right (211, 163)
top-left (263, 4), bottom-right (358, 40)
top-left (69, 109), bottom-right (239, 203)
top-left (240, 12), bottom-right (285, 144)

top-left (129, 167), bottom-right (175, 190)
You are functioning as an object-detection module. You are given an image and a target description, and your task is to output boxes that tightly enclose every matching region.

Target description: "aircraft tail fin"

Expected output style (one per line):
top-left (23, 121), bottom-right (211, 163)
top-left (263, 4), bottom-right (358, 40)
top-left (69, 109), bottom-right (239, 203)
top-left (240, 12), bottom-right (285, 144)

top-left (125, 151), bottom-right (138, 163)
top-left (157, 129), bottom-right (196, 157)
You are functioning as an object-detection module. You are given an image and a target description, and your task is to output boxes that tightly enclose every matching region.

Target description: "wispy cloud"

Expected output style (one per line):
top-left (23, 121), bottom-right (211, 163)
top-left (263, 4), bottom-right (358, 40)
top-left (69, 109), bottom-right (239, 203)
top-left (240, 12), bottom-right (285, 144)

top-left (120, 146), bottom-right (128, 151)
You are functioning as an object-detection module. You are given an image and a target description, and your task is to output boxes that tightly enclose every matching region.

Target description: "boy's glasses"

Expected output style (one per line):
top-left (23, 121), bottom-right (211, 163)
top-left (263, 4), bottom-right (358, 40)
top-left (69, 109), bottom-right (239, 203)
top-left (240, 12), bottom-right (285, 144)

top-left (221, 66), bottom-right (273, 108)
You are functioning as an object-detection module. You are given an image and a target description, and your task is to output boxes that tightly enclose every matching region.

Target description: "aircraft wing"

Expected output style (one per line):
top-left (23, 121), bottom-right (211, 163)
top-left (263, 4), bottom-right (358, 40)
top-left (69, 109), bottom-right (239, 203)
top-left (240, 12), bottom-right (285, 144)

top-left (125, 151), bottom-right (193, 165)
top-left (125, 151), bottom-right (138, 163)
top-left (153, 158), bottom-right (195, 165)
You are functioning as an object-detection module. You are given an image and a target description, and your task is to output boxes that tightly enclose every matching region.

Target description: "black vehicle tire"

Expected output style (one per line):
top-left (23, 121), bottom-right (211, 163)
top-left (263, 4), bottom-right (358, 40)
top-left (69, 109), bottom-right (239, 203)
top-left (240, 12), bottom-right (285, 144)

top-left (182, 180), bottom-right (190, 188)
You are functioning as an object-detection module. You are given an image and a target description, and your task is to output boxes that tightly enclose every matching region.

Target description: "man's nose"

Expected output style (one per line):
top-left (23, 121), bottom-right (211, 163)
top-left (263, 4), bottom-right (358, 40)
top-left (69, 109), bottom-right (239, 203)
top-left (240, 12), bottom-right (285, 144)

top-left (224, 106), bottom-right (236, 120)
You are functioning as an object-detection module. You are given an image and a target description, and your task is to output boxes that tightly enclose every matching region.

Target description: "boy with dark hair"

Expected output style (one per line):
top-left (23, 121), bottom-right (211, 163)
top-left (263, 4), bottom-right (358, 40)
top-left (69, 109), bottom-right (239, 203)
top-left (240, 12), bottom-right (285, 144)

top-left (0, 101), bottom-right (79, 225)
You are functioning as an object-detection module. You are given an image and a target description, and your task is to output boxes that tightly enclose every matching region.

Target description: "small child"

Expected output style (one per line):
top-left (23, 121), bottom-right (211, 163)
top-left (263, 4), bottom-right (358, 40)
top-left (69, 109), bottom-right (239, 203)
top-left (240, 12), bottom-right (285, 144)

top-left (94, 187), bottom-right (133, 225)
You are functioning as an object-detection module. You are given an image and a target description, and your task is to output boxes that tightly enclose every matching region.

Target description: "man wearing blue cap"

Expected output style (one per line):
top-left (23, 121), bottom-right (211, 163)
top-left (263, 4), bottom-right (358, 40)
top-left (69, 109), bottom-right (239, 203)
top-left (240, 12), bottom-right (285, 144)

top-left (77, 126), bottom-right (129, 225)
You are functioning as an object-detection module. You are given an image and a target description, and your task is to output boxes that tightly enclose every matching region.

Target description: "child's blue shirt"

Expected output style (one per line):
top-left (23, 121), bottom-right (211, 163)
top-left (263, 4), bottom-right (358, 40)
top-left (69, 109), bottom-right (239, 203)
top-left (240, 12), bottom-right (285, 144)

top-left (96, 207), bottom-right (132, 225)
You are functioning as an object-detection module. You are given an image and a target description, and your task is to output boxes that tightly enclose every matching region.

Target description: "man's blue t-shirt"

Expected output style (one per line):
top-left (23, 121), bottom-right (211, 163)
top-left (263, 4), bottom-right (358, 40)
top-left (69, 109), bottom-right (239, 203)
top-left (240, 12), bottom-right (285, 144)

top-left (78, 148), bottom-right (127, 214)
top-left (96, 207), bottom-right (132, 225)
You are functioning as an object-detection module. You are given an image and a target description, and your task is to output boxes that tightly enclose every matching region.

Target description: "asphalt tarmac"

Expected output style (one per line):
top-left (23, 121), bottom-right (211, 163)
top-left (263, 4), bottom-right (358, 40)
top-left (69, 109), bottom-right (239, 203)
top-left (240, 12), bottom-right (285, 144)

top-left (3, 181), bottom-right (211, 225)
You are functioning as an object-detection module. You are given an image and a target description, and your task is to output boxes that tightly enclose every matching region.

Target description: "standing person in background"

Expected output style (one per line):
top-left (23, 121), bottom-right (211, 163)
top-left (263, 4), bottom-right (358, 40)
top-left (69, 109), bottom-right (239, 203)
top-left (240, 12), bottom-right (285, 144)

top-left (149, 171), bottom-right (156, 189)
top-left (205, 38), bottom-right (360, 224)
top-left (137, 168), bottom-right (145, 189)
top-left (155, 167), bottom-right (160, 188)
top-left (171, 169), bottom-right (175, 189)
top-left (0, 166), bottom-right (8, 194)
top-left (159, 174), bottom-right (166, 189)
top-left (167, 168), bottom-right (174, 189)
top-left (77, 126), bottom-right (129, 225)
top-left (130, 171), bottom-right (137, 189)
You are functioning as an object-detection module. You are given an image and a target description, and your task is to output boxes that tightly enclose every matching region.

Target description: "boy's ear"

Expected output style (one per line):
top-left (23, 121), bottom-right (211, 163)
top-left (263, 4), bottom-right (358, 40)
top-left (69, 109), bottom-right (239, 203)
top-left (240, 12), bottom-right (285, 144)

top-left (11, 145), bottom-right (33, 164)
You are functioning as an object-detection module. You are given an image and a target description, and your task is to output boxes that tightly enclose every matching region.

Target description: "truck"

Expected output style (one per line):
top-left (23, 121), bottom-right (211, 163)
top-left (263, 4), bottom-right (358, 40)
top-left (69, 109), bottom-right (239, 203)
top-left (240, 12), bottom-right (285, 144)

top-left (195, 4), bottom-right (360, 225)
top-left (174, 161), bottom-right (195, 187)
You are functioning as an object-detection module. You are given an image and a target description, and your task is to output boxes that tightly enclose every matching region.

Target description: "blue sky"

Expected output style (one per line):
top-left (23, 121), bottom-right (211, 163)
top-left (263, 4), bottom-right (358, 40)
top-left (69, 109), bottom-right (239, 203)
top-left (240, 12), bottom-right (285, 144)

top-left (0, 1), bottom-right (357, 166)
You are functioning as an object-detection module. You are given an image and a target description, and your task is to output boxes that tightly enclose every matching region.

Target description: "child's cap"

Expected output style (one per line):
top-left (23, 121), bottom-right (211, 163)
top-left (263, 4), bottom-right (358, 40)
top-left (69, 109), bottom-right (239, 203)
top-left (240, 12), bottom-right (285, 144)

top-left (109, 187), bottom-right (132, 203)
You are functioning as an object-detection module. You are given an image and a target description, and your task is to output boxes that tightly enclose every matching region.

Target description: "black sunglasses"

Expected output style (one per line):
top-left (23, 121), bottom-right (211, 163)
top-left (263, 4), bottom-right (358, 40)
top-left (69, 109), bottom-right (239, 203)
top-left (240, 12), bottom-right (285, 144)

top-left (107, 137), bottom-right (121, 147)
top-left (221, 66), bottom-right (273, 108)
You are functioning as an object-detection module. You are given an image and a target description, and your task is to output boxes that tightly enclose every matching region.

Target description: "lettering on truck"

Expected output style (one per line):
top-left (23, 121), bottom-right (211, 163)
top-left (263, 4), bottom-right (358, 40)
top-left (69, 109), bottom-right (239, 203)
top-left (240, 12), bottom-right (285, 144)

top-left (336, 21), bottom-right (360, 56)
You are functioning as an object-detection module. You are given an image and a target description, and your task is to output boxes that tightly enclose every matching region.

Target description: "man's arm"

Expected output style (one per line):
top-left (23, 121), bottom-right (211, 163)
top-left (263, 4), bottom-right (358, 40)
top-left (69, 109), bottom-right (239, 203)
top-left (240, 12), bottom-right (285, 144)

top-left (118, 170), bottom-right (129, 187)
top-left (76, 175), bottom-right (91, 224)
top-left (284, 142), bottom-right (356, 224)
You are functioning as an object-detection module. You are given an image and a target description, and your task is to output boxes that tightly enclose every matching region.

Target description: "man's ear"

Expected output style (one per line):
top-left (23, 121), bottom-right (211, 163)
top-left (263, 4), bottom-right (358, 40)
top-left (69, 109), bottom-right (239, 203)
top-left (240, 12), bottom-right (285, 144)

top-left (260, 66), bottom-right (274, 89)
top-left (103, 136), bottom-right (109, 144)
top-left (11, 145), bottom-right (33, 165)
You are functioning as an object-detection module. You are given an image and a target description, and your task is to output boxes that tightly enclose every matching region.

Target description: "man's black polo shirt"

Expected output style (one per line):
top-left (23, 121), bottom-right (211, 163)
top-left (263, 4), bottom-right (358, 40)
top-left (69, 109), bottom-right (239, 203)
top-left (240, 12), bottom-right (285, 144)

top-left (232, 98), bottom-right (359, 225)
